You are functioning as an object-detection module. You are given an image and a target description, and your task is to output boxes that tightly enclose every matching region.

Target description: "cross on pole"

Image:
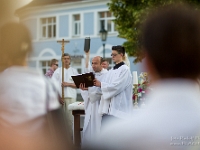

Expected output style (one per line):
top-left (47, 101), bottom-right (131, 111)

top-left (57, 39), bottom-right (70, 102)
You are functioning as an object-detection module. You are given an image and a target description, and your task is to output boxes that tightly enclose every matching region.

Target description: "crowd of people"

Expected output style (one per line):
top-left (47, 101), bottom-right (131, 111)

top-left (1, 2), bottom-right (200, 150)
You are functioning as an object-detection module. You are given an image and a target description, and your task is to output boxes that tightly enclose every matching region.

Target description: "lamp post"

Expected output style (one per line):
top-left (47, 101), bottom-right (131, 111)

top-left (99, 25), bottom-right (107, 58)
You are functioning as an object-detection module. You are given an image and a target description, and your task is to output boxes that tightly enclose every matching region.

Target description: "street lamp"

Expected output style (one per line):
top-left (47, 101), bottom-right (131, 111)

top-left (99, 25), bottom-right (107, 58)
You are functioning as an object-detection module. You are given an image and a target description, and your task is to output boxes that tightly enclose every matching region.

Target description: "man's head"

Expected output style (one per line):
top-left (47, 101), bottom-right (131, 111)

top-left (92, 56), bottom-right (103, 72)
top-left (62, 53), bottom-right (71, 67)
top-left (111, 45), bottom-right (125, 64)
top-left (141, 3), bottom-right (200, 80)
top-left (50, 59), bottom-right (58, 71)
top-left (101, 59), bottom-right (109, 69)
top-left (0, 22), bottom-right (32, 69)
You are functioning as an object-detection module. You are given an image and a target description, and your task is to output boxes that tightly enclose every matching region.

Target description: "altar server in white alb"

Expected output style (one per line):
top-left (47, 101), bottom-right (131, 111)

top-left (93, 3), bottom-right (200, 150)
top-left (52, 53), bottom-right (78, 136)
top-left (80, 52), bottom-right (108, 148)
top-left (94, 45), bottom-right (133, 129)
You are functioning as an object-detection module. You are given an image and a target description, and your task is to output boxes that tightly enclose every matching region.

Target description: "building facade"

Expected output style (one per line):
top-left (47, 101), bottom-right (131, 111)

top-left (16, 0), bottom-right (145, 74)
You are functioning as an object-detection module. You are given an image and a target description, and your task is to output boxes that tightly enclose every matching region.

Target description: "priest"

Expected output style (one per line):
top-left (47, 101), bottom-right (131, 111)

top-left (80, 53), bottom-right (108, 148)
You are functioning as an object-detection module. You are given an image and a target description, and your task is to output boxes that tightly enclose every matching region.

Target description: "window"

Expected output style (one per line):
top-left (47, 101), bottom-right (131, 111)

top-left (41, 17), bottom-right (56, 39)
top-left (71, 55), bottom-right (83, 74)
top-left (40, 60), bottom-right (51, 74)
top-left (73, 14), bottom-right (81, 36)
top-left (99, 11), bottom-right (116, 33)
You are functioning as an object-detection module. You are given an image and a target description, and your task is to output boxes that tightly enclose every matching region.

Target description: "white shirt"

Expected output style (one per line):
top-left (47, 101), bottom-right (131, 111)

top-left (0, 66), bottom-right (60, 127)
top-left (52, 67), bottom-right (78, 99)
top-left (96, 79), bottom-right (200, 150)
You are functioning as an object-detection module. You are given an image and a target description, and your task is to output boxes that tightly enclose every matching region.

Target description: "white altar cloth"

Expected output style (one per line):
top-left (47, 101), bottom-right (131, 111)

top-left (68, 102), bottom-right (84, 111)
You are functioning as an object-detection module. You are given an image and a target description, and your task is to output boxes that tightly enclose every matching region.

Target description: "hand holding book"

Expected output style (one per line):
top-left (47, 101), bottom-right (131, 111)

top-left (93, 78), bottom-right (101, 87)
top-left (79, 83), bottom-right (88, 90)
top-left (71, 72), bottom-right (95, 88)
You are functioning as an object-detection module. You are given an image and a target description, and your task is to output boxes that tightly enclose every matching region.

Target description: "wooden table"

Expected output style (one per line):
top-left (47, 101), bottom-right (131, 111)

top-left (72, 109), bottom-right (85, 146)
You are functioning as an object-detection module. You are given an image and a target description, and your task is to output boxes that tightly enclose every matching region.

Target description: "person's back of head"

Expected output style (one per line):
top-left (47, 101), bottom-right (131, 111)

top-left (0, 22), bottom-right (32, 71)
top-left (141, 3), bottom-right (200, 79)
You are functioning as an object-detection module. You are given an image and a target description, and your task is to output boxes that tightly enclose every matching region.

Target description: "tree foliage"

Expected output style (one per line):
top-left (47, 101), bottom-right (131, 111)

top-left (108, 0), bottom-right (200, 63)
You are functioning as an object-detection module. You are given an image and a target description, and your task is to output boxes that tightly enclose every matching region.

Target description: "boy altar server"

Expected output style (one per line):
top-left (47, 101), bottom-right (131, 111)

top-left (94, 45), bottom-right (133, 129)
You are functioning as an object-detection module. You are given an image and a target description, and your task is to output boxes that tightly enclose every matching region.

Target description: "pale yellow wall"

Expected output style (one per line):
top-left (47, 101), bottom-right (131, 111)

top-left (0, 0), bottom-right (32, 26)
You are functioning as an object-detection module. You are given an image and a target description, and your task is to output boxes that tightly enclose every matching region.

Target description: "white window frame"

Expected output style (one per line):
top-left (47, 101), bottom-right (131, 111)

top-left (40, 60), bottom-right (51, 74)
top-left (98, 11), bottom-right (116, 34)
top-left (72, 14), bottom-right (81, 36)
top-left (70, 56), bottom-right (83, 74)
top-left (40, 17), bottom-right (56, 39)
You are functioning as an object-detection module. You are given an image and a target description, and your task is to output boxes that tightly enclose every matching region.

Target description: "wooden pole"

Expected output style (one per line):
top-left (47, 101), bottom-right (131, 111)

top-left (57, 39), bottom-right (70, 102)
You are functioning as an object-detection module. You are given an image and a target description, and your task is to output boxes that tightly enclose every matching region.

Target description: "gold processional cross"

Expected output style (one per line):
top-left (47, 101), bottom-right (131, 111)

top-left (57, 39), bottom-right (70, 101)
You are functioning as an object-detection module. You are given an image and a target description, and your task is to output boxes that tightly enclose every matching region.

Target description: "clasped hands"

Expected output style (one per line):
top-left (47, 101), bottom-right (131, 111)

top-left (79, 78), bottom-right (101, 90)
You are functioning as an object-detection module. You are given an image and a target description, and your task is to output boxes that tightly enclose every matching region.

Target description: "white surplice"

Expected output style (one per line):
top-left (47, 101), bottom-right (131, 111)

top-left (98, 64), bottom-right (133, 119)
top-left (81, 68), bottom-right (108, 148)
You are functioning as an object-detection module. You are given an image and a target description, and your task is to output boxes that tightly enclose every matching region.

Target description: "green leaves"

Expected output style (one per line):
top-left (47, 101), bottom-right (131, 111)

top-left (108, 0), bottom-right (200, 63)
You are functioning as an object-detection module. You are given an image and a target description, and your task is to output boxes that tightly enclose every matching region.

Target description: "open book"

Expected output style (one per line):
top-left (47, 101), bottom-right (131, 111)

top-left (71, 72), bottom-right (95, 88)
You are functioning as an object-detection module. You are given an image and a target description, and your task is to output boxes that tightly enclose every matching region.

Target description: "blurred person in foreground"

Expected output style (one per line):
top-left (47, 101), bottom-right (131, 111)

top-left (91, 3), bottom-right (200, 150)
top-left (45, 58), bottom-right (59, 78)
top-left (0, 22), bottom-right (74, 150)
